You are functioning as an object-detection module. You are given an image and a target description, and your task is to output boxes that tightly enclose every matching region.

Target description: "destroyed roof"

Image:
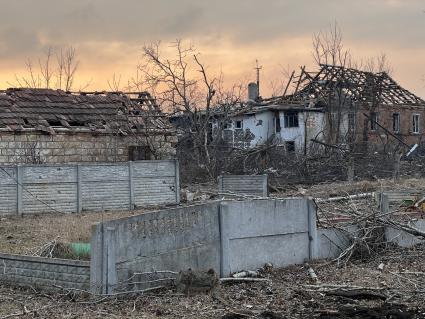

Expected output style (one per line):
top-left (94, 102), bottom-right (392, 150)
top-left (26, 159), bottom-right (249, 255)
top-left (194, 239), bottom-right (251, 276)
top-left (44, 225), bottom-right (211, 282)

top-left (0, 88), bottom-right (172, 134)
top-left (266, 64), bottom-right (425, 107)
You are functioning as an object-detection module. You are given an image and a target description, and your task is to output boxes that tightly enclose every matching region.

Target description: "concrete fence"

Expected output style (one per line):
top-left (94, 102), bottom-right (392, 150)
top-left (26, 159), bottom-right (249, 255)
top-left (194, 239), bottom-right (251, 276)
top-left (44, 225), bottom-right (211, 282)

top-left (90, 198), bottom-right (318, 294)
top-left (218, 174), bottom-right (268, 197)
top-left (0, 253), bottom-right (90, 291)
top-left (0, 160), bottom-right (180, 215)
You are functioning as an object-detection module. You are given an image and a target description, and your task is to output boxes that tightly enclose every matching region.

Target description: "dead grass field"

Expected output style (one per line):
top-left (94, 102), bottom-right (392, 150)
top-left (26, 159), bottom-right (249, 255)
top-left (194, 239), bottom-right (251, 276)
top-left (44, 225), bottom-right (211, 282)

top-left (0, 210), bottom-right (149, 255)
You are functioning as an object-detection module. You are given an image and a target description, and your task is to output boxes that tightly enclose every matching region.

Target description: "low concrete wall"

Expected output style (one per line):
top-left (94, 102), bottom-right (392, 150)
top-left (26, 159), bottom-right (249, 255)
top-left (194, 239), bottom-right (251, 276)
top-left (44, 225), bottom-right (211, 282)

top-left (219, 199), bottom-right (316, 276)
top-left (218, 175), bottom-right (268, 197)
top-left (90, 198), bottom-right (317, 294)
top-left (0, 253), bottom-right (90, 291)
top-left (385, 219), bottom-right (425, 247)
top-left (317, 227), bottom-right (357, 259)
top-left (90, 202), bottom-right (221, 294)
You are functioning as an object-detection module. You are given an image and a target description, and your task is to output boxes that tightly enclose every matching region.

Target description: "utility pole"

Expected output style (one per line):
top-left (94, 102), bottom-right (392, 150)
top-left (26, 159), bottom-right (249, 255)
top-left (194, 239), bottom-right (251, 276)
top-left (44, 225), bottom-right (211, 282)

top-left (255, 59), bottom-right (262, 97)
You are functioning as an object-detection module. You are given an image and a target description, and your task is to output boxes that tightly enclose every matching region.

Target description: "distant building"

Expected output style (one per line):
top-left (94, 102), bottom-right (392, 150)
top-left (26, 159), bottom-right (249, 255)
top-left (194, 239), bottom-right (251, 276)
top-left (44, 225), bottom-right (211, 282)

top-left (0, 88), bottom-right (176, 164)
top-left (214, 65), bottom-right (425, 154)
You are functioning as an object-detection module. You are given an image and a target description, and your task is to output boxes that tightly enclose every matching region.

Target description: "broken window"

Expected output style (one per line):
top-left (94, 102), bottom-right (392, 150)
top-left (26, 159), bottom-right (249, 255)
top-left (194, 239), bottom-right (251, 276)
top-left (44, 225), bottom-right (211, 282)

top-left (392, 113), bottom-right (400, 133)
top-left (275, 112), bottom-right (281, 132)
top-left (235, 120), bottom-right (243, 129)
top-left (413, 114), bottom-right (420, 134)
top-left (285, 141), bottom-right (295, 152)
top-left (370, 112), bottom-right (378, 131)
top-left (284, 111), bottom-right (299, 128)
top-left (128, 146), bottom-right (152, 161)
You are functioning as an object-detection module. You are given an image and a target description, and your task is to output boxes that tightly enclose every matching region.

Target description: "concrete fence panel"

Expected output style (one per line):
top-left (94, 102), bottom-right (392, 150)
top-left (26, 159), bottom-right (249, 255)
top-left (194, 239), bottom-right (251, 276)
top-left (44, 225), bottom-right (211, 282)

top-left (218, 175), bottom-right (268, 197)
top-left (22, 165), bottom-right (78, 214)
top-left (0, 253), bottom-right (90, 291)
top-left (0, 167), bottom-right (17, 215)
top-left (219, 199), bottom-right (315, 276)
top-left (0, 160), bottom-right (180, 216)
top-left (90, 202), bottom-right (221, 294)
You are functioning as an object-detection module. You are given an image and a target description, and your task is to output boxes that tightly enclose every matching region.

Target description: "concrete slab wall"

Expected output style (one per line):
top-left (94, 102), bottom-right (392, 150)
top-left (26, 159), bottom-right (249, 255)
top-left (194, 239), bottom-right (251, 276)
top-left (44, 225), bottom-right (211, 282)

top-left (90, 198), bottom-right (317, 294)
top-left (0, 253), bottom-right (90, 291)
top-left (218, 175), bottom-right (268, 197)
top-left (219, 199), bottom-right (316, 276)
top-left (317, 227), bottom-right (358, 260)
top-left (90, 202), bottom-right (221, 294)
top-left (0, 160), bottom-right (180, 215)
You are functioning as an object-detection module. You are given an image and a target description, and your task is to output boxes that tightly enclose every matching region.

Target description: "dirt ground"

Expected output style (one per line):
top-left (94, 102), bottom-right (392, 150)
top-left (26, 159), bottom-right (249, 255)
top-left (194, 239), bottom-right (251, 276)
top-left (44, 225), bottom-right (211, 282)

top-left (2, 244), bottom-right (425, 318)
top-left (1, 177), bottom-right (424, 256)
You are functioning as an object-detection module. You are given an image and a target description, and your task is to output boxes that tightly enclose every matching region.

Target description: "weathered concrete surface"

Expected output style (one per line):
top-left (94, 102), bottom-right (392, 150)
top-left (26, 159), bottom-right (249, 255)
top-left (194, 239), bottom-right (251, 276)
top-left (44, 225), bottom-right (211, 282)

top-left (0, 160), bottom-right (180, 215)
top-left (0, 253), bottom-right (90, 291)
top-left (385, 219), bottom-right (425, 247)
top-left (90, 202), bottom-right (221, 294)
top-left (218, 175), bottom-right (268, 197)
top-left (317, 227), bottom-right (356, 260)
top-left (219, 199), bottom-right (315, 276)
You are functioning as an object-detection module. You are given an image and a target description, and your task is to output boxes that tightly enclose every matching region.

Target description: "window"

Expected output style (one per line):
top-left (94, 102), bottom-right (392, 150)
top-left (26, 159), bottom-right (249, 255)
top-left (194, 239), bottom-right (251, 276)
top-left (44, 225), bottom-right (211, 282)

top-left (392, 113), bottom-right (400, 133)
top-left (413, 114), bottom-right (420, 134)
top-left (370, 112), bottom-right (378, 131)
top-left (235, 120), bottom-right (243, 129)
top-left (284, 111), bottom-right (299, 128)
top-left (275, 112), bottom-right (281, 132)
top-left (285, 141), bottom-right (295, 153)
top-left (128, 146), bottom-right (152, 161)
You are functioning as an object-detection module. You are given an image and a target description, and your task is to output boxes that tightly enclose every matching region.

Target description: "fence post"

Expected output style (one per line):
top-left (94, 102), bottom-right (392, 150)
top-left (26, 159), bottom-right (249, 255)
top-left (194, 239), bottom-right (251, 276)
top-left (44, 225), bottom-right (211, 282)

top-left (16, 165), bottom-right (23, 216)
top-left (128, 161), bottom-right (134, 210)
top-left (262, 174), bottom-right (269, 197)
top-left (307, 198), bottom-right (318, 260)
top-left (105, 226), bottom-right (117, 294)
top-left (174, 160), bottom-right (180, 204)
top-left (218, 176), bottom-right (223, 193)
top-left (76, 164), bottom-right (82, 213)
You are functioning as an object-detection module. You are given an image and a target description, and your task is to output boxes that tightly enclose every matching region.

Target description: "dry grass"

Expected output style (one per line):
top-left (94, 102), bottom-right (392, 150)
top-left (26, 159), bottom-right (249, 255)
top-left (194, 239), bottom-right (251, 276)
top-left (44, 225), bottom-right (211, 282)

top-left (0, 209), bottom-right (151, 255)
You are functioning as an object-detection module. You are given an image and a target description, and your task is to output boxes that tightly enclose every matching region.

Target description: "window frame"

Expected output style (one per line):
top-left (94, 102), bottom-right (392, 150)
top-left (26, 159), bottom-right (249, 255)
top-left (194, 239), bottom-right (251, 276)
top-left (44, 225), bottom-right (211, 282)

top-left (413, 114), bottom-right (420, 134)
top-left (235, 120), bottom-right (243, 129)
top-left (392, 113), bottom-right (400, 133)
top-left (283, 111), bottom-right (299, 128)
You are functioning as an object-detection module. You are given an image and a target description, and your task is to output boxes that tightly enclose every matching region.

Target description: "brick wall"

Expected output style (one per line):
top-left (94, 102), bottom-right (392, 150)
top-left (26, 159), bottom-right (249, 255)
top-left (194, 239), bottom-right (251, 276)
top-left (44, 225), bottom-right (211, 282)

top-left (0, 131), bottom-right (177, 164)
top-left (355, 104), bottom-right (425, 147)
top-left (0, 253), bottom-right (90, 291)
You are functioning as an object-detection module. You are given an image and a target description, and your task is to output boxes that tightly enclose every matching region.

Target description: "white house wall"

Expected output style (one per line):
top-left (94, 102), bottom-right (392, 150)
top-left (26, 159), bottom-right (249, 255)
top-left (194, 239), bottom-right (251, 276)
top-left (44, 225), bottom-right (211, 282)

top-left (277, 111), bottom-right (325, 152)
top-left (224, 112), bottom-right (275, 148)
top-left (218, 110), bottom-right (324, 152)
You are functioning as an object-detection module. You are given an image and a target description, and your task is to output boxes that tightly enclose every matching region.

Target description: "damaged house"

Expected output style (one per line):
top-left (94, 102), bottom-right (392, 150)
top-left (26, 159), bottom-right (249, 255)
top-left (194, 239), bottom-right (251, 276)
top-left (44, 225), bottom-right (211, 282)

top-left (0, 88), bottom-right (176, 164)
top-left (217, 64), bottom-right (425, 153)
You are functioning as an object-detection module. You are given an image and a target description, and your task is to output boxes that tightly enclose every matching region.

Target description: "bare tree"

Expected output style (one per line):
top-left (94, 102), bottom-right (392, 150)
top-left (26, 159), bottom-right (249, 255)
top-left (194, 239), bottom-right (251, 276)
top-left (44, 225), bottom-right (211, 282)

top-left (312, 22), bottom-right (352, 67)
top-left (10, 46), bottom-right (80, 91)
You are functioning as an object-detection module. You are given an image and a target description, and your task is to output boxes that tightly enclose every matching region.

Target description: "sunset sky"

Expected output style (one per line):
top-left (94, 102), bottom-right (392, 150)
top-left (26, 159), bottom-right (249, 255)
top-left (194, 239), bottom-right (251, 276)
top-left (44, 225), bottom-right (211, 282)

top-left (0, 0), bottom-right (424, 99)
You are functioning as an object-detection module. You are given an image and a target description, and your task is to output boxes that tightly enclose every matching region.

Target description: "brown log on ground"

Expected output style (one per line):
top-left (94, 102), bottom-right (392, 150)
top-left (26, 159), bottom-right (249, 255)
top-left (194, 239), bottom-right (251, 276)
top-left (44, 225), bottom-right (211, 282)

top-left (175, 268), bottom-right (219, 295)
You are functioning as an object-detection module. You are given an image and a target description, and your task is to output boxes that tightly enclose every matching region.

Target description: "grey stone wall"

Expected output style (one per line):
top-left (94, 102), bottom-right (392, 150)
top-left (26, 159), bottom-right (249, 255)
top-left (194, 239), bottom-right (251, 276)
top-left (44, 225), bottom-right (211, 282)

top-left (0, 253), bottom-right (90, 291)
top-left (0, 131), bottom-right (176, 164)
top-left (0, 160), bottom-right (180, 215)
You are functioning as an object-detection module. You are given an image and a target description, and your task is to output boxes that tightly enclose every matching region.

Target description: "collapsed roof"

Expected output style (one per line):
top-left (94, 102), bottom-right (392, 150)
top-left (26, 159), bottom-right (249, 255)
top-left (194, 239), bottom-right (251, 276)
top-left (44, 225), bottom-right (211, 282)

top-left (266, 64), bottom-right (425, 107)
top-left (0, 88), bottom-right (172, 134)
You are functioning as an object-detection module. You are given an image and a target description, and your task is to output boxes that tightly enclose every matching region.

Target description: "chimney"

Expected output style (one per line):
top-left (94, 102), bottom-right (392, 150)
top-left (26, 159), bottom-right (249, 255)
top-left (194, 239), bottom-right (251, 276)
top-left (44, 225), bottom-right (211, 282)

top-left (248, 82), bottom-right (259, 101)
